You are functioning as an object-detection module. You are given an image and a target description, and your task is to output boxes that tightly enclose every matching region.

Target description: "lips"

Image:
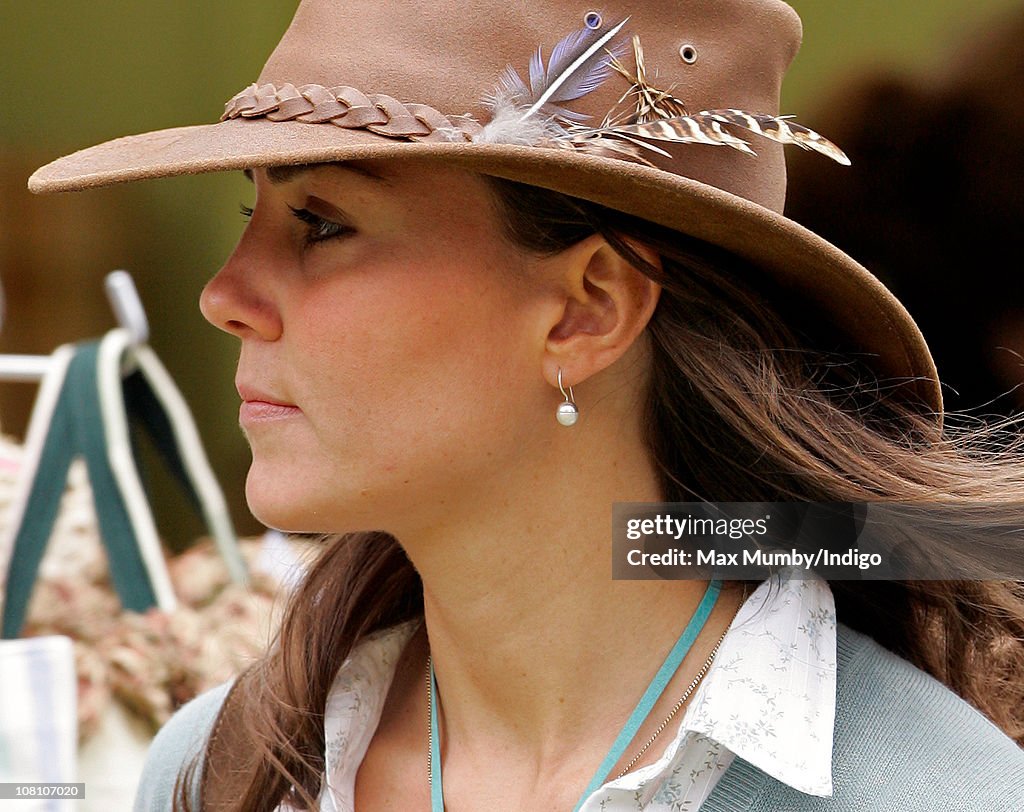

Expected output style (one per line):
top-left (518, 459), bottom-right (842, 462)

top-left (237, 383), bottom-right (301, 424)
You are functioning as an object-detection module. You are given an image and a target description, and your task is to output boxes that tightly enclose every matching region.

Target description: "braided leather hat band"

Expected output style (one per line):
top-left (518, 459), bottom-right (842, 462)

top-left (222, 83), bottom-right (482, 142)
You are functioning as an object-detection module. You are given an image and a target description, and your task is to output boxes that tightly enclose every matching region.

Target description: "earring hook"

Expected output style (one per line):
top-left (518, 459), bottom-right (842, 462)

top-left (557, 367), bottom-right (574, 403)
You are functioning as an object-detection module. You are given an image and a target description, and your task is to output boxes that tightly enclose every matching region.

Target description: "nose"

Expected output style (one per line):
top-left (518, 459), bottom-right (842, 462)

top-left (200, 230), bottom-right (283, 341)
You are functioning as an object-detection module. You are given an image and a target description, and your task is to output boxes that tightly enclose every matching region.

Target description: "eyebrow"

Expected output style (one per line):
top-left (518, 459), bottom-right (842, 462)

top-left (242, 162), bottom-right (391, 185)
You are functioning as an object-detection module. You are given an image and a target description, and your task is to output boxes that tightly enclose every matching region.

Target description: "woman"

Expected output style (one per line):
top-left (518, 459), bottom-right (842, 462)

top-left (29, 0), bottom-right (1024, 809)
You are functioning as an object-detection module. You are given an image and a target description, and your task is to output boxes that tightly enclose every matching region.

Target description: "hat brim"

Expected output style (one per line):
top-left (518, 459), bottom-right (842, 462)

top-left (28, 117), bottom-right (941, 414)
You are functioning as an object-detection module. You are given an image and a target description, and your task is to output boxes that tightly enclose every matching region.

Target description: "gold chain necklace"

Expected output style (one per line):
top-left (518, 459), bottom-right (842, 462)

top-left (612, 622), bottom-right (729, 778)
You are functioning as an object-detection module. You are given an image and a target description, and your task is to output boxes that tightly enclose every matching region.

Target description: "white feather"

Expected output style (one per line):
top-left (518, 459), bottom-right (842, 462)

top-left (477, 88), bottom-right (565, 146)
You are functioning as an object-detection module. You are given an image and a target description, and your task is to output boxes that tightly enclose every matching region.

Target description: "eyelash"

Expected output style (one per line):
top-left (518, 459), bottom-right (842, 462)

top-left (237, 203), bottom-right (354, 246)
top-left (288, 205), bottom-right (354, 245)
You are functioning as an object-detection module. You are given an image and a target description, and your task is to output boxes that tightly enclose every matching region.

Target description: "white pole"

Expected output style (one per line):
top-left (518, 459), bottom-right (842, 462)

top-left (0, 271), bottom-right (150, 381)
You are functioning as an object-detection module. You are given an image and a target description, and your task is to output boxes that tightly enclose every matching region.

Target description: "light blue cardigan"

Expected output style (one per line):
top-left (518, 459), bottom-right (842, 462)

top-left (133, 624), bottom-right (1024, 811)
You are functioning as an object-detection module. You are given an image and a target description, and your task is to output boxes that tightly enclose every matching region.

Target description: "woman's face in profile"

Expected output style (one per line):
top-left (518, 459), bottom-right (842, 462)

top-left (200, 160), bottom-right (559, 534)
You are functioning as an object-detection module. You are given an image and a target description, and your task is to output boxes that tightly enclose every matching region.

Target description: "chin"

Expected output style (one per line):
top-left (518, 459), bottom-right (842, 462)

top-left (245, 470), bottom-right (319, 532)
top-left (244, 468), bottom-right (377, 535)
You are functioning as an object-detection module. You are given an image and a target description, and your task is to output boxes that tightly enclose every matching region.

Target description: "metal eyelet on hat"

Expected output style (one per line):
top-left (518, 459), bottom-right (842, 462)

top-left (679, 43), bottom-right (698, 64)
top-left (583, 11), bottom-right (603, 29)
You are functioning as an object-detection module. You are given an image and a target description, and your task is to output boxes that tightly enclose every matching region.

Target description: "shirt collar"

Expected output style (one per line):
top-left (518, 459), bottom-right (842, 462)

top-left (320, 620), bottom-right (419, 812)
top-left (607, 568), bottom-right (838, 800)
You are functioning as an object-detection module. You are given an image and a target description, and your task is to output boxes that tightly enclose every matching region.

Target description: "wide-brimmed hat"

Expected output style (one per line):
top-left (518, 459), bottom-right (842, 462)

top-left (29, 0), bottom-right (941, 414)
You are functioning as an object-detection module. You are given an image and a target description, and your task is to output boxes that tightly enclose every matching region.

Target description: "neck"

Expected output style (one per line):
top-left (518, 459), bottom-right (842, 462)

top-left (393, 415), bottom-right (742, 777)
top-left (422, 560), bottom-right (720, 749)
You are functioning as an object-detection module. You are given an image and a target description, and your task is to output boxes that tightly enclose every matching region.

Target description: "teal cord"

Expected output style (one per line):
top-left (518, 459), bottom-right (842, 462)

top-left (428, 579), bottom-right (723, 811)
top-left (571, 578), bottom-right (721, 810)
top-left (430, 660), bottom-right (444, 810)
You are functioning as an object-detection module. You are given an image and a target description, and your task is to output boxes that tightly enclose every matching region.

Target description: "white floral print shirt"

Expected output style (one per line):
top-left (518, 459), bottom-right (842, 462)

top-left (311, 569), bottom-right (837, 812)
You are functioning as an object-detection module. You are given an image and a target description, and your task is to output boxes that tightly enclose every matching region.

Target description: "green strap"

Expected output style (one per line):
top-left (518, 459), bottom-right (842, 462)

top-left (119, 351), bottom-right (246, 585)
top-left (122, 369), bottom-right (205, 517)
top-left (1, 343), bottom-right (160, 639)
top-left (68, 343), bottom-right (160, 615)
top-left (1, 370), bottom-right (77, 639)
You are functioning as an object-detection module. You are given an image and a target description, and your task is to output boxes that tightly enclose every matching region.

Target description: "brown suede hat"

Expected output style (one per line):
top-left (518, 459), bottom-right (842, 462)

top-left (28, 0), bottom-right (941, 414)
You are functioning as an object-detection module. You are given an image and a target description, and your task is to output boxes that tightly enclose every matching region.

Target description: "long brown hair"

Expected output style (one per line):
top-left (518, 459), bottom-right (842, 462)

top-left (177, 176), bottom-right (1024, 811)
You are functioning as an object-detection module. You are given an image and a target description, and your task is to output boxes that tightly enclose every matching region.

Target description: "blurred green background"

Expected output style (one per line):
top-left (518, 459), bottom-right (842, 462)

top-left (1, 0), bottom-right (1020, 544)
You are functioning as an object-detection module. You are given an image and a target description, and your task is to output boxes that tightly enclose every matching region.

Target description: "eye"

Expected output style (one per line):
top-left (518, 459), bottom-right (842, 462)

top-left (288, 205), bottom-right (355, 246)
top-left (239, 203), bottom-right (254, 220)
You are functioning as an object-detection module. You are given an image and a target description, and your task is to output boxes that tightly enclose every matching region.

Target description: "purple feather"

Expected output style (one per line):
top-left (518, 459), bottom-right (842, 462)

top-left (548, 27), bottom-right (594, 78)
top-left (529, 47), bottom-right (545, 97)
top-left (526, 17), bottom-right (629, 116)
top-left (492, 17), bottom-right (629, 123)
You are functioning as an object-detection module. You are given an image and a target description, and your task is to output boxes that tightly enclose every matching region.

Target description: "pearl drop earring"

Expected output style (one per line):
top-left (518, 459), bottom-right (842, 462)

top-left (556, 368), bottom-right (579, 427)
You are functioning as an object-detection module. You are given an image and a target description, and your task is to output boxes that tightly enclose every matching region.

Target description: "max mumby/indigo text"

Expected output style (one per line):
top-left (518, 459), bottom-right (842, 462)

top-left (625, 546), bottom-right (883, 571)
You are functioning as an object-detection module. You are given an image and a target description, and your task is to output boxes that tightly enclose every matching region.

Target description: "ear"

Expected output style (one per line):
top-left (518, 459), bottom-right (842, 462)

top-left (541, 234), bottom-right (661, 390)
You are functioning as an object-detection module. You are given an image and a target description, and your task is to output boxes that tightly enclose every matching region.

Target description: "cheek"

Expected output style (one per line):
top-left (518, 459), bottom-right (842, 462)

top-left (307, 247), bottom-right (527, 366)
top-left (295, 260), bottom-right (538, 458)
